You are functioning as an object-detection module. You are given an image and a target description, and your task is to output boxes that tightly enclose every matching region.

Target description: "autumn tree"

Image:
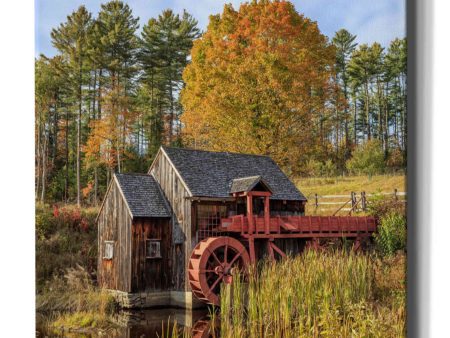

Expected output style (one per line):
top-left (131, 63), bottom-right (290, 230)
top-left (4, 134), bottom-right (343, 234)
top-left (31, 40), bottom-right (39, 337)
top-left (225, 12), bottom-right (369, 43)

top-left (181, 1), bottom-right (336, 173)
top-left (85, 0), bottom-right (139, 180)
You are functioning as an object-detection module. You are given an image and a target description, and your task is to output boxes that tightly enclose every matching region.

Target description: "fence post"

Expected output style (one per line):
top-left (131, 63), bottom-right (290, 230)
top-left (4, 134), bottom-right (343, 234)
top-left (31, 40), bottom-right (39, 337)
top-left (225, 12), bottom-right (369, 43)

top-left (361, 191), bottom-right (366, 211)
top-left (351, 192), bottom-right (356, 210)
top-left (315, 193), bottom-right (318, 209)
top-left (394, 188), bottom-right (398, 201)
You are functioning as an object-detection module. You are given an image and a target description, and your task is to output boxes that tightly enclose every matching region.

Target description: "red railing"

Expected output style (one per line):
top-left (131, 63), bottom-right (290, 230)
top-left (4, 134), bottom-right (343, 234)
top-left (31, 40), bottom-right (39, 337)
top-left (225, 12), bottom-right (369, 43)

top-left (220, 215), bottom-right (377, 235)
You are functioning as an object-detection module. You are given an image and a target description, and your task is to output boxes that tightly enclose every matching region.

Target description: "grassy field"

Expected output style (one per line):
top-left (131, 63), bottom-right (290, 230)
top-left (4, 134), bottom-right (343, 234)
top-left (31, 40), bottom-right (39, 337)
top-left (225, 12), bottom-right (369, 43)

top-left (295, 174), bottom-right (406, 197)
top-left (294, 174), bottom-right (406, 215)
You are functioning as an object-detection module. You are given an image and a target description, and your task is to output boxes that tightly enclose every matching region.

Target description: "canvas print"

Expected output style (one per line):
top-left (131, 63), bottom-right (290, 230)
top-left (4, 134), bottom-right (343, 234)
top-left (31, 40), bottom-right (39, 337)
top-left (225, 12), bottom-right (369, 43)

top-left (35, 0), bottom-right (407, 336)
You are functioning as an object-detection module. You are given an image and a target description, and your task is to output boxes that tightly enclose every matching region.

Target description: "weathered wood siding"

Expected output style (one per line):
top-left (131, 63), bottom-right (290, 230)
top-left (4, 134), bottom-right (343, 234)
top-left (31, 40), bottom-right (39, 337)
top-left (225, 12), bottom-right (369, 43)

top-left (131, 218), bottom-right (172, 292)
top-left (97, 179), bottom-right (133, 292)
top-left (150, 151), bottom-right (192, 291)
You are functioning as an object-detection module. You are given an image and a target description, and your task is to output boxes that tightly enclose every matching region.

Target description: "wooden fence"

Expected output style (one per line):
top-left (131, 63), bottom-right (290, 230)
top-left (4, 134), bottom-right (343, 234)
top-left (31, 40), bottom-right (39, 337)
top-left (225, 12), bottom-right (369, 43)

top-left (308, 189), bottom-right (407, 215)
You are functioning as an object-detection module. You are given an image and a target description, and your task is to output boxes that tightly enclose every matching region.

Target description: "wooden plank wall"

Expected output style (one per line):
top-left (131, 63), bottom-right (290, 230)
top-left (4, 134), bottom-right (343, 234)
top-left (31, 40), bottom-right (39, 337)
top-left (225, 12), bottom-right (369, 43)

top-left (131, 218), bottom-right (172, 292)
top-left (97, 179), bottom-right (133, 292)
top-left (150, 152), bottom-right (192, 291)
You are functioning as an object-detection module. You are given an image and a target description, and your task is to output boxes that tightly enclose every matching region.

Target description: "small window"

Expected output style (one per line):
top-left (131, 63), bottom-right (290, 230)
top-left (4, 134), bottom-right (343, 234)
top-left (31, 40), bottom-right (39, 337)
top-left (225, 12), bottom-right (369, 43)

top-left (103, 241), bottom-right (114, 260)
top-left (146, 239), bottom-right (161, 259)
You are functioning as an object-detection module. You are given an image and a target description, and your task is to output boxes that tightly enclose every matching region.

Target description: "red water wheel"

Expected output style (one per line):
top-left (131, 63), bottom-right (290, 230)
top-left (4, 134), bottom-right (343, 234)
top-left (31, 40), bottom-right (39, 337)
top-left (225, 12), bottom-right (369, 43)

top-left (188, 237), bottom-right (250, 306)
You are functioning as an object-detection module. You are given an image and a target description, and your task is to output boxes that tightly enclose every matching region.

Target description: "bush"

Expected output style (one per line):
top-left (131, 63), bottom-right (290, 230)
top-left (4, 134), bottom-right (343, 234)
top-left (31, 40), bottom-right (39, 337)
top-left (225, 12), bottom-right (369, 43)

top-left (304, 159), bottom-right (322, 177)
top-left (36, 203), bottom-right (54, 240)
top-left (36, 204), bottom-right (99, 292)
top-left (304, 159), bottom-right (337, 177)
top-left (386, 146), bottom-right (405, 168)
top-left (346, 139), bottom-right (385, 177)
top-left (368, 198), bottom-right (406, 219)
top-left (373, 213), bottom-right (406, 256)
top-left (321, 159), bottom-right (337, 177)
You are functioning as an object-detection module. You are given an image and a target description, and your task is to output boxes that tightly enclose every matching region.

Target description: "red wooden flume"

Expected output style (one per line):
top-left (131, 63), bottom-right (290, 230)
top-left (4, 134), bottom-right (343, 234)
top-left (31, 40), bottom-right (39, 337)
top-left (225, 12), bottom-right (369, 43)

top-left (188, 190), bottom-right (377, 306)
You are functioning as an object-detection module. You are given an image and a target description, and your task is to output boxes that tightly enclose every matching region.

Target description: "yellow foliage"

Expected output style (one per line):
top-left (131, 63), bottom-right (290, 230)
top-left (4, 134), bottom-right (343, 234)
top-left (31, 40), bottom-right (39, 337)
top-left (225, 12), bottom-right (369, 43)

top-left (181, 1), bottom-right (336, 172)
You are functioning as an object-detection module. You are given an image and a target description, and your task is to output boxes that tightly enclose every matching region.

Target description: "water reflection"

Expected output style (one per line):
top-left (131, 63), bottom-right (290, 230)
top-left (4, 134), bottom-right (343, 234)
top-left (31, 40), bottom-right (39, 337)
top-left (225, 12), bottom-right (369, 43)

top-left (37, 308), bottom-right (216, 338)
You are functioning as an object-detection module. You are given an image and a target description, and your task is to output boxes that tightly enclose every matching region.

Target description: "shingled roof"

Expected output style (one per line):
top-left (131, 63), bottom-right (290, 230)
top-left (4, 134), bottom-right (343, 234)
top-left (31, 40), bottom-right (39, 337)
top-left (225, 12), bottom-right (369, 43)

top-left (161, 147), bottom-right (306, 201)
top-left (115, 173), bottom-right (171, 218)
top-left (230, 176), bottom-right (272, 194)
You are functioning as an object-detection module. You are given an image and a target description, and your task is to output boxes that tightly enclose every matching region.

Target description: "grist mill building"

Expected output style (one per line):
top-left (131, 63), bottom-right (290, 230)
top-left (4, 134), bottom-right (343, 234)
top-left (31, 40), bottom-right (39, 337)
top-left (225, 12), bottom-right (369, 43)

top-left (97, 146), bottom-right (306, 308)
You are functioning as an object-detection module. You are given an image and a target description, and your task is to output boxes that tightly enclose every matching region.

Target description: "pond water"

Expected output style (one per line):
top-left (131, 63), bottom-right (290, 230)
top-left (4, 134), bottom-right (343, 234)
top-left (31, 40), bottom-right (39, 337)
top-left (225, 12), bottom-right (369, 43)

top-left (36, 307), bottom-right (214, 338)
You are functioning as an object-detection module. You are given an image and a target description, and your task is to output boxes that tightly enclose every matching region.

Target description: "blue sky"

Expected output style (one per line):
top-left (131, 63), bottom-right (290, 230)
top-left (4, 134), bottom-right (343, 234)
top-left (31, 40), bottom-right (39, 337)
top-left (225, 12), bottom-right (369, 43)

top-left (35, 0), bottom-right (406, 57)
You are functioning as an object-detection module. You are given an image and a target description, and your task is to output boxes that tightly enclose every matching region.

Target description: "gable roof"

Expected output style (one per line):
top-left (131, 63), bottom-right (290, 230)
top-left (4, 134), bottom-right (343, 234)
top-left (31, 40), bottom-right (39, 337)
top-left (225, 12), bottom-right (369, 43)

top-left (161, 147), bottom-right (306, 201)
top-left (230, 175), bottom-right (273, 194)
top-left (115, 173), bottom-right (171, 218)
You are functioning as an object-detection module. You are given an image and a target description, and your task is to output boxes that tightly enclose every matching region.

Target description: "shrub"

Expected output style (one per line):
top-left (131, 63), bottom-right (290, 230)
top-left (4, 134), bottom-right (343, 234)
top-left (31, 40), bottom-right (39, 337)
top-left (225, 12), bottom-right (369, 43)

top-left (368, 198), bottom-right (406, 219)
top-left (373, 213), bottom-right (406, 256)
top-left (304, 159), bottom-right (337, 177)
top-left (304, 159), bottom-right (322, 177)
top-left (36, 204), bottom-right (98, 292)
top-left (36, 203), bottom-right (54, 240)
top-left (321, 159), bottom-right (337, 177)
top-left (346, 139), bottom-right (385, 177)
top-left (386, 146), bottom-right (405, 168)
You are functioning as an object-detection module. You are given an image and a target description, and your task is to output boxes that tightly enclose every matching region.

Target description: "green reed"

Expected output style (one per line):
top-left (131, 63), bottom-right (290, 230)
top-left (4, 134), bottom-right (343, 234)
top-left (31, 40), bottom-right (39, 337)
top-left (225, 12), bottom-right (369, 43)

top-left (220, 249), bottom-right (405, 338)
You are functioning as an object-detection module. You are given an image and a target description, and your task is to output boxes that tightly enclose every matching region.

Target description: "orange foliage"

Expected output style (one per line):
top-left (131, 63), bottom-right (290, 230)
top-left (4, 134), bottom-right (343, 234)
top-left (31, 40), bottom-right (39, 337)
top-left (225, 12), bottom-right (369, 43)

top-left (181, 0), bottom-right (336, 172)
top-left (82, 182), bottom-right (93, 198)
top-left (85, 85), bottom-right (137, 171)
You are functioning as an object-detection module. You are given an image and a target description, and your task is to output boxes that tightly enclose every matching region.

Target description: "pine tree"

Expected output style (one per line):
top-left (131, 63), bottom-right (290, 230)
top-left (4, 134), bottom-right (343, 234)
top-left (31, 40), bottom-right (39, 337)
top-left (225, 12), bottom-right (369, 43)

top-left (51, 5), bottom-right (93, 206)
top-left (140, 10), bottom-right (200, 148)
top-left (89, 1), bottom-right (139, 174)
top-left (332, 29), bottom-right (357, 160)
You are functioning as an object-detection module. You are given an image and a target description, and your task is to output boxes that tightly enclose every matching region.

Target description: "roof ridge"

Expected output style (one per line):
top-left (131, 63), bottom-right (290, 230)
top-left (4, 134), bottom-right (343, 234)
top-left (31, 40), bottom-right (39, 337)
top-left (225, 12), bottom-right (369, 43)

top-left (232, 175), bottom-right (262, 181)
top-left (115, 172), bottom-right (151, 177)
top-left (162, 146), bottom-right (272, 158)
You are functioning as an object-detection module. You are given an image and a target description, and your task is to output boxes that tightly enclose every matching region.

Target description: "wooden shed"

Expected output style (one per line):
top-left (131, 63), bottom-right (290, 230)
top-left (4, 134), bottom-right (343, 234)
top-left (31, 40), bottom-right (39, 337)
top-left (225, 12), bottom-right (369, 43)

top-left (98, 146), bottom-right (307, 308)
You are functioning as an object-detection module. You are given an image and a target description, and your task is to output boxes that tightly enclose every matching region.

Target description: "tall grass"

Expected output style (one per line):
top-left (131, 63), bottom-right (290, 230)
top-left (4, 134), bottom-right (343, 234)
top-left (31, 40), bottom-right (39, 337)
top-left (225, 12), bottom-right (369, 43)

top-left (36, 265), bottom-right (116, 332)
top-left (220, 250), bottom-right (405, 338)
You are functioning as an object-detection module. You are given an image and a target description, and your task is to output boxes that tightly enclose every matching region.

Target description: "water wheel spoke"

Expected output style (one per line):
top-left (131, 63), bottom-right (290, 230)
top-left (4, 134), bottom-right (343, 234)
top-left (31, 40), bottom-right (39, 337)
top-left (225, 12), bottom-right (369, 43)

top-left (207, 274), bottom-right (224, 296)
top-left (211, 250), bottom-right (223, 267)
top-left (228, 250), bottom-right (242, 267)
top-left (224, 244), bottom-right (228, 265)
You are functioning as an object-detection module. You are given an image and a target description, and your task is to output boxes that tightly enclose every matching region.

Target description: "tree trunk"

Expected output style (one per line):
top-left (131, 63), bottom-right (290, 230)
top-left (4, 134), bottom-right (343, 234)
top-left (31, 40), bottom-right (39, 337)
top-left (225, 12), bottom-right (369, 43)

top-left (343, 74), bottom-right (350, 158)
top-left (36, 114), bottom-right (42, 200)
top-left (65, 109), bottom-right (69, 203)
top-left (168, 70), bottom-right (174, 144)
top-left (98, 69), bottom-right (102, 119)
top-left (77, 61), bottom-right (82, 207)
top-left (353, 92), bottom-right (357, 145)
top-left (364, 81), bottom-right (371, 140)
top-left (40, 130), bottom-right (48, 203)
top-left (94, 166), bottom-right (98, 206)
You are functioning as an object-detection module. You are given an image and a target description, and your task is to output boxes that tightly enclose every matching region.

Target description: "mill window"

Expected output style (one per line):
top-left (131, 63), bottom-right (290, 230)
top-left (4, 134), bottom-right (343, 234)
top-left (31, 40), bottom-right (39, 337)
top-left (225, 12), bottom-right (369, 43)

top-left (103, 241), bottom-right (114, 260)
top-left (146, 239), bottom-right (161, 259)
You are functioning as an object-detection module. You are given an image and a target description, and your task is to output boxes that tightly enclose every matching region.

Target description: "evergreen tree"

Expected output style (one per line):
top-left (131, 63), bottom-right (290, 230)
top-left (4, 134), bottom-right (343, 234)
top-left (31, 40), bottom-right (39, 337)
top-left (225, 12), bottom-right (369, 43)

top-left (87, 1), bottom-right (140, 174)
top-left (332, 29), bottom-right (357, 159)
top-left (51, 5), bottom-right (93, 206)
top-left (140, 10), bottom-right (200, 148)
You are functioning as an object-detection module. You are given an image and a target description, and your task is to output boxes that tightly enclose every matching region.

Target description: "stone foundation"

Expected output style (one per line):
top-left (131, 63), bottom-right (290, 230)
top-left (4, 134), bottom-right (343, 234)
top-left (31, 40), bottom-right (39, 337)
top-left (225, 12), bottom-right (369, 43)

top-left (108, 290), bottom-right (206, 309)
